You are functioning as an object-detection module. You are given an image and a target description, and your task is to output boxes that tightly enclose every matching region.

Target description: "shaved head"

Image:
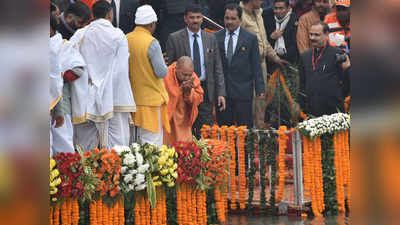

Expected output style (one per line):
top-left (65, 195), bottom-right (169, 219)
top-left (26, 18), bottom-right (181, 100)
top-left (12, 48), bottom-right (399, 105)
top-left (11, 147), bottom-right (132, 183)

top-left (176, 56), bottom-right (194, 70)
top-left (175, 56), bottom-right (194, 83)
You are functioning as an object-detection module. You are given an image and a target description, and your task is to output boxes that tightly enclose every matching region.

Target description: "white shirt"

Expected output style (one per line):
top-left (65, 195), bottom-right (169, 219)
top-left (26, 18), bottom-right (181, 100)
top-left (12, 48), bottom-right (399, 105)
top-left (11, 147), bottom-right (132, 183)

top-left (187, 28), bottom-right (206, 81)
top-left (107, 0), bottom-right (121, 27)
top-left (224, 26), bottom-right (240, 57)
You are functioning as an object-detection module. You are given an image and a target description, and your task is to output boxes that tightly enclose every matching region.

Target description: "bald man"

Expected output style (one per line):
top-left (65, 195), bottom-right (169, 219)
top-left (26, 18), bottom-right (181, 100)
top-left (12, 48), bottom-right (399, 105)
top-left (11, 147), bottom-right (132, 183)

top-left (163, 56), bottom-right (204, 144)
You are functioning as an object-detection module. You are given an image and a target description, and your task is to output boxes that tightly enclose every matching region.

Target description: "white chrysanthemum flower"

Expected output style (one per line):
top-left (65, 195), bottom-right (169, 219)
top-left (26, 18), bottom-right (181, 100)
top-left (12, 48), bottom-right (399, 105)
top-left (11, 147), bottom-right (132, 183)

top-left (113, 145), bottom-right (130, 155)
top-left (123, 153), bottom-right (136, 166)
top-left (136, 152), bottom-right (144, 165)
top-left (124, 173), bottom-right (133, 183)
top-left (121, 166), bottom-right (128, 174)
top-left (131, 143), bottom-right (141, 152)
top-left (136, 184), bottom-right (146, 191)
top-left (138, 164), bottom-right (149, 173)
top-left (134, 174), bottom-right (145, 185)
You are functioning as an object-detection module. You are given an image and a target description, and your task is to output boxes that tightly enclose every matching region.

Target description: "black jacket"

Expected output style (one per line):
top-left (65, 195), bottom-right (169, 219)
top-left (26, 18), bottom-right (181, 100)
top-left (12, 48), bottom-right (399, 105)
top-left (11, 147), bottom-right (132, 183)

top-left (57, 15), bottom-right (75, 40)
top-left (215, 27), bottom-right (264, 101)
top-left (117, 0), bottom-right (139, 34)
top-left (298, 44), bottom-right (350, 117)
top-left (262, 9), bottom-right (299, 65)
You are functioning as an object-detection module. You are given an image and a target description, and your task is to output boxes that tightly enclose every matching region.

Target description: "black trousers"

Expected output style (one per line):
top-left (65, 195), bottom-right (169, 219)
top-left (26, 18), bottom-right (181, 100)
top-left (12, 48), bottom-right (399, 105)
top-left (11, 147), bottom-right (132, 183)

top-left (216, 98), bottom-right (253, 129)
top-left (192, 81), bottom-right (213, 139)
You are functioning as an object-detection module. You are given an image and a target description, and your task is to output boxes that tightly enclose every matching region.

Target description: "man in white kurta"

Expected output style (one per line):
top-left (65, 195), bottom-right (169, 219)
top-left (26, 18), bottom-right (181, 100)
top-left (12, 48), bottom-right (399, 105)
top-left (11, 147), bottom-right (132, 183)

top-left (50, 30), bottom-right (65, 156)
top-left (68, 0), bottom-right (136, 151)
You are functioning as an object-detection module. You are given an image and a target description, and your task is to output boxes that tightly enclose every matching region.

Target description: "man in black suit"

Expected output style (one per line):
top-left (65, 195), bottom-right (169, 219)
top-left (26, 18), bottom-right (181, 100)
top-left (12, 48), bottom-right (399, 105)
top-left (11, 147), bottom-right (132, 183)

top-left (298, 21), bottom-right (350, 117)
top-left (110, 0), bottom-right (140, 34)
top-left (215, 3), bottom-right (264, 128)
top-left (263, 0), bottom-right (299, 68)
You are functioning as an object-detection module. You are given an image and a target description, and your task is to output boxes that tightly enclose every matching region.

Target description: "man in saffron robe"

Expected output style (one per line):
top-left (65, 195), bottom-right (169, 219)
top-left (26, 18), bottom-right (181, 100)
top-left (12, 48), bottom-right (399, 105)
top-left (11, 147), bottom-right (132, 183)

top-left (163, 56), bottom-right (204, 144)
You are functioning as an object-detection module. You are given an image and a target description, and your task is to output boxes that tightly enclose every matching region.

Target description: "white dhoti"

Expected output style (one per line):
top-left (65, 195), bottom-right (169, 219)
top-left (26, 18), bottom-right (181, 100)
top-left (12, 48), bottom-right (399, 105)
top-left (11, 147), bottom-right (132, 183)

top-left (51, 114), bottom-right (75, 155)
top-left (137, 108), bottom-right (163, 147)
top-left (108, 112), bottom-right (130, 147)
top-left (74, 120), bottom-right (108, 151)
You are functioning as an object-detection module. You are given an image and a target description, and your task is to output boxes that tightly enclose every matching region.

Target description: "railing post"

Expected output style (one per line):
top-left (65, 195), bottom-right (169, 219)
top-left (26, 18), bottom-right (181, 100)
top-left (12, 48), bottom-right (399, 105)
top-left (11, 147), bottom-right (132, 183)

top-left (292, 131), bottom-right (304, 210)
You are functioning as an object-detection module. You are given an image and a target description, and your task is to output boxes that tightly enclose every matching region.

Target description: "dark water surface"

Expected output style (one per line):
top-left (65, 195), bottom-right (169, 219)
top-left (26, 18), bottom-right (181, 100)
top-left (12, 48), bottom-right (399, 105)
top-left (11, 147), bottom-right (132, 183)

top-left (228, 215), bottom-right (349, 225)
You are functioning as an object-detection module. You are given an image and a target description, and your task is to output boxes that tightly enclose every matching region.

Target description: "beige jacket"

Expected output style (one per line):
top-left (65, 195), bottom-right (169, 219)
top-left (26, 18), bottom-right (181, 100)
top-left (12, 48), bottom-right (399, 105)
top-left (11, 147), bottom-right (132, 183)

top-left (240, 2), bottom-right (280, 65)
top-left (296, 8), bottom-right (321, 54)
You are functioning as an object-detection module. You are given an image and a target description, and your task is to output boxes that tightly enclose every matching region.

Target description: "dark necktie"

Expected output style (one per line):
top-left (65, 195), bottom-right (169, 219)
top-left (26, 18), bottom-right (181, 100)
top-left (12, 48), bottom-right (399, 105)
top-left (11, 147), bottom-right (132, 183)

top-left (193, 33), bottom-right (201, 79)
top-left (111, 0), bottom-right (117, 27)
top-left (227, 32), bottom-right (234, 65)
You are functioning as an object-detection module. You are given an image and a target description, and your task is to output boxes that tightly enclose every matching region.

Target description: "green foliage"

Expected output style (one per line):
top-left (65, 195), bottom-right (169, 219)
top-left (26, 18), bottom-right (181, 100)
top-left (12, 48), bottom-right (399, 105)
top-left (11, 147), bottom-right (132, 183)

top-left (76, 147), bottom-right (101, 204)
top-left (259, 132), bottom-right (268, 214)
top-left (246, 129), bottom-right (256, 213)
top-left (206, 188), bottom-right (218, 224)
top-left (265, 66), bottom-right (300, 128)
top-left (165, 186), bottom-right (178, 225)
top-left (124, 192), bottom-right (135, 225)
top-left (321, 134), bottom-right (339, 216)
top-left (266, 132), bottom-right (278, 216)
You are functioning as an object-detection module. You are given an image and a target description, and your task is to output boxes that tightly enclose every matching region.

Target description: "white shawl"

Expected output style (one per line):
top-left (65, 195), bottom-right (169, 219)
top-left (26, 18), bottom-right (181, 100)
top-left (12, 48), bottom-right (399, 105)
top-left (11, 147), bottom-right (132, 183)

top-left (67, 19), bottom-right (136, 123)
top-left (274, 9), bottom-right (292, 56)
top-left (49, 33), bottom-right (64, 111)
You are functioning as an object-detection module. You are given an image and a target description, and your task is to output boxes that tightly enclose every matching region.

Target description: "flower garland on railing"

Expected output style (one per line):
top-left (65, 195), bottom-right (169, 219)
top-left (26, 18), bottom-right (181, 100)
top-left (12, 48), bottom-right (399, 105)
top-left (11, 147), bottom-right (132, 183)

top-left (200, 125), bottom-right (211, 139)
top-left (303, 136), bottom-right (325, 217)
top-left (246, 129), bottom-right (256, 210)
top-left (333, 133), bottom-right (345, 212)
top-left (204, 139), bottom-right (230, 223)
top-left (297, 113), bottom-right (350, 139)
top-left (219, 125), bottom-right (229, 217)
top-left (113, 144), bottom-right (148, 225)
top-left (173, 141), bottom-right (207, 225)
top-left (276, 126), bottom-right (289, 202)
top-left (266, 132), bottom-right (278, 215)
top-left (227, 126), bottom-right (237, 210)
top-left (114, 144), bottom-right (149, 192)
top-left (50, 157), bottom-right (62, 202)
top-left (84, 148), bottom-right (122, 225)
top-left (321, 134), bottom-right (337, 216)
top-left (134, 143), bottom-right (173, 225)
top-left (237, 126), bottom-right (247, 210)
top-left (52, 152), bottom-right (84, 225)
top-left (158, 145), bottom-right (178, 188)
top-left (333, 130), bottom-right (351, 213)
top-left (258, 132), bottom-right (268, 214)
top-left (49, 157), bottom-right (62, 225)
top-left (343, 131), bottom-right (351, 209)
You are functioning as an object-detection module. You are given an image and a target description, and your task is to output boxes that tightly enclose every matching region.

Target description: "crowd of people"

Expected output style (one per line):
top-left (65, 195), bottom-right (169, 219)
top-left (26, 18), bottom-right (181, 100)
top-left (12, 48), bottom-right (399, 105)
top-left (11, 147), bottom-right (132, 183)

top-left (49, 0), bottom-right (351, 155)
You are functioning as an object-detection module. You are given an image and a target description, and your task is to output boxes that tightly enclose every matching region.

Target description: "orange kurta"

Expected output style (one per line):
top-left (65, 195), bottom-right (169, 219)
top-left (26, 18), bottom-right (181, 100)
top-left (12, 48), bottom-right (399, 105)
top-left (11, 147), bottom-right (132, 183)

top-left (163, 62), bottom-right (204, 145)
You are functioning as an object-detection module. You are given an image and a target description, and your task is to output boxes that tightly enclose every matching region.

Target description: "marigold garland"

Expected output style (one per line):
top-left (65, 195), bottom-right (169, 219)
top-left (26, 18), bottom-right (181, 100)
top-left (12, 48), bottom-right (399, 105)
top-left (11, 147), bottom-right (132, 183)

top-left (215, 187), bottom-right (227, 223)
top-left (334, 132), bottom-right (345, 212)
top-left (302, 136), bottom-right (311, 198)
top-left (201, 125), bottom-right (211, 139)
top-left (211, 124), bottom-right (219, 139)
top-left (50, 205), bottom-right (54, 225)
top-left (237, 126), bottom-right (247, 210)
top-left (54, 203), bottom-right (60, 225)
top-left (119, 197), bottom-right (125, 225)
top-left (302, 135), bottom-right (325, 217)
top-left (227, 126), bottom-right (237, 210)
top-left (276, 126), bottom-right (289, 202)
top-left (343, 130), bottom-right (351, 208)
top-left (314, 137), bottom-right (325, 216)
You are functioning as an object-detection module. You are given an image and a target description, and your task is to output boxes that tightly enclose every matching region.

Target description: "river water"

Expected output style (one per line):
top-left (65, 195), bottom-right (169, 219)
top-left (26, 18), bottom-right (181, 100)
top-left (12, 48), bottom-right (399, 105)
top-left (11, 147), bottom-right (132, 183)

top-left (228, 215), bottom-right (349, 225)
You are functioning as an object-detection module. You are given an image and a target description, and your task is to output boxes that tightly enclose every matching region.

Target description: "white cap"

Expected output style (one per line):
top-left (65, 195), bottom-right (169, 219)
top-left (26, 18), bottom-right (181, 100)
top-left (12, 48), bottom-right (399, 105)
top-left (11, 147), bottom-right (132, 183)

top-left (135, 5), bottom-right (157, 25)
